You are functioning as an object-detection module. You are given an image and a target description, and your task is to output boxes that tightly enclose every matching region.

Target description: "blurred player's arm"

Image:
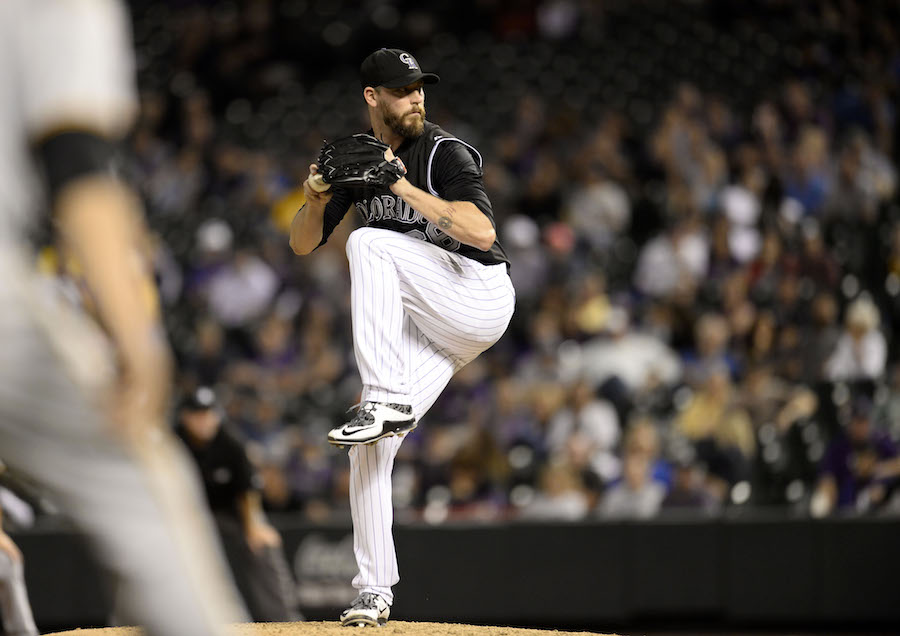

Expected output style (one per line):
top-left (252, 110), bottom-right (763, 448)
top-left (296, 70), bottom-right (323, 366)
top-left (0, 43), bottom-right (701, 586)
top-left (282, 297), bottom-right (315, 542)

top-left (23, 0), bottom-right (171, 427)
top-left (52, 172), bottom-right (171, 425)
top-left (385, 146), bottom-right (496, 251)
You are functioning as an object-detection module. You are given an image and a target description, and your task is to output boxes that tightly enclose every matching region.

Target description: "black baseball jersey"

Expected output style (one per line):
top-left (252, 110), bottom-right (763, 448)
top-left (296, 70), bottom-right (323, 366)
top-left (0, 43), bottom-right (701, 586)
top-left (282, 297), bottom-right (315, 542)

top-left (175, 423), bottom-right (260, 521)
top-left (316, 121), bottom-right (509, 269)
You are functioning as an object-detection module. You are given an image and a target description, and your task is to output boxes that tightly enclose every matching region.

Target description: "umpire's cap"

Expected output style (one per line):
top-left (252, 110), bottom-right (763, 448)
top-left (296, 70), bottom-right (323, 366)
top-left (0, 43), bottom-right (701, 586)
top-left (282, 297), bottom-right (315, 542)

top-left (360, 48), bottom-right (440, 89)
top-left (179, 386), bottom-right (217, 411)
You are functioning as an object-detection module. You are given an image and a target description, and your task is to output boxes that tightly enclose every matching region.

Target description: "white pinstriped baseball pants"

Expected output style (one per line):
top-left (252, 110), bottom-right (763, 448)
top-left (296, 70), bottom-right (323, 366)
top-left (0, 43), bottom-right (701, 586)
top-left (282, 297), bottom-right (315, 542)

top-left (345, 227), bottom-right (515, 604)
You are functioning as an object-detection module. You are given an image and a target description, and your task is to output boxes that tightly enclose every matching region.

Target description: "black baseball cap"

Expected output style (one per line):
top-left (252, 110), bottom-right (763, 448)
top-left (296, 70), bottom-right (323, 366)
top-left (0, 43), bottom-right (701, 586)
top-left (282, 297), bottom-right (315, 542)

top-left (360, 48), bottom-right (440, 89)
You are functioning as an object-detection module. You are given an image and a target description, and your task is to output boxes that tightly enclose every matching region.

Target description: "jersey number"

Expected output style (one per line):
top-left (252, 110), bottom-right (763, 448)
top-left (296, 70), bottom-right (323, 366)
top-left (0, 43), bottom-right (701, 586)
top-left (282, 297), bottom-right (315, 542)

top-left (405, 226), bottom-right (460, 252)
top-left (425, 224), bottom-right (460, 252)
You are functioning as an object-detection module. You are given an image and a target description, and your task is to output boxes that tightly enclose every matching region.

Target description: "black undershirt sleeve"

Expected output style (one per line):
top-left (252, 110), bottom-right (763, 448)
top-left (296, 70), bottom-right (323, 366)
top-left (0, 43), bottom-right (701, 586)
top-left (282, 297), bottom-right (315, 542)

top-left (34, 131), bottom-right (116, 206)
top-left (430, 142), bottom-right (494, 226)
top-left (315, 186), bottom-right (355, 247)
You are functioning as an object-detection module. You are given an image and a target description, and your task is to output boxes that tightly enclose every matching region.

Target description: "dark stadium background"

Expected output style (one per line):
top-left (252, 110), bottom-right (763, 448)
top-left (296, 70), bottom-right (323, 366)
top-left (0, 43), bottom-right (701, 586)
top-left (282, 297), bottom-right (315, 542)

top-left (7, 1), bottom-right (900, 634)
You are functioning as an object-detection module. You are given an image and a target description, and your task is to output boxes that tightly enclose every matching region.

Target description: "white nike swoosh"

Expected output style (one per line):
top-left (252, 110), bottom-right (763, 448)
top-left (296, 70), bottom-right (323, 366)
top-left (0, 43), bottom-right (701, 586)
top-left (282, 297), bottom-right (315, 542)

top-left (341, 423), bottom-right (374, 434)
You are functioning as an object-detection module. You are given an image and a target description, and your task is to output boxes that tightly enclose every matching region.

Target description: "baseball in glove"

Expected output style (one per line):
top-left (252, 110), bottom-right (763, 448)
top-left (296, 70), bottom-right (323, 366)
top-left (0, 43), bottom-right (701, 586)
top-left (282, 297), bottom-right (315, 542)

top-left (313, 133), bottom-right (407, 190)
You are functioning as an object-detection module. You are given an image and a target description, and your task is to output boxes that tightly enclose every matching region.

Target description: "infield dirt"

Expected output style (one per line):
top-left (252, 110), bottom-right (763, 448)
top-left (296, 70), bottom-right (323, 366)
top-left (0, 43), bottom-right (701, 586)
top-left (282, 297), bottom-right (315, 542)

top-left (48, 621), bottom-right (620, 636)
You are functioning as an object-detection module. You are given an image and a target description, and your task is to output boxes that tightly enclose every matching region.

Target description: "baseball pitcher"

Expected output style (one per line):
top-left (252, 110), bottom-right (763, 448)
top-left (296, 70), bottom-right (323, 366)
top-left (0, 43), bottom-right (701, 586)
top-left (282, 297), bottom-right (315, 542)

top-left (291, 48), bottom-right (515, 627)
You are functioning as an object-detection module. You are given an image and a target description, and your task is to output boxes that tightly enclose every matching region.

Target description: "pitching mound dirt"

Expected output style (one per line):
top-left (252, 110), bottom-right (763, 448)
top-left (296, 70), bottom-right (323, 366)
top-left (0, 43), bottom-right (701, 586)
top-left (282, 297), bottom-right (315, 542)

top-left (47, 621), bottom-right (619, 636)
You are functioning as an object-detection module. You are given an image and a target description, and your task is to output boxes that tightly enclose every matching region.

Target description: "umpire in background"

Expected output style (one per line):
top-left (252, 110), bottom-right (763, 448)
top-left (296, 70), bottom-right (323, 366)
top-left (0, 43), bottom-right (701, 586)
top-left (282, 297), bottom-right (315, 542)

top-left (175, 387), bottom-right (301, 622)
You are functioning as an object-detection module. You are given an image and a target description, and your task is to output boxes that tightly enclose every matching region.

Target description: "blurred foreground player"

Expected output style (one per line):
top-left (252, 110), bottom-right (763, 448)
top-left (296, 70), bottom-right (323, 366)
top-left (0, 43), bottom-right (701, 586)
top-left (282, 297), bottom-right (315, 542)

top-left (176, 387), bottom-right (301, 623)
top-left (0, 1), bottom-right (245, 634)
top-left (0, 492), bottom-right (37, 636)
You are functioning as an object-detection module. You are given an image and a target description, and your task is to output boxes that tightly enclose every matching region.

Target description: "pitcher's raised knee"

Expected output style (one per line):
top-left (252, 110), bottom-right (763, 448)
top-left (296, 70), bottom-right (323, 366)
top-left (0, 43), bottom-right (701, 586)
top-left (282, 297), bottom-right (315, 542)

top-left (346, 226), bottom-right (395, 260)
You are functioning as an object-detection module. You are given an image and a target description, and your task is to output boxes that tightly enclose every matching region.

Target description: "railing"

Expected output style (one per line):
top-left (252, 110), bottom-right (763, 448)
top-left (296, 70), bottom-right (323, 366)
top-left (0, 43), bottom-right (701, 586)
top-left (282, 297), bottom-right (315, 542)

top-left (16, 514), bottom-right (899, 632)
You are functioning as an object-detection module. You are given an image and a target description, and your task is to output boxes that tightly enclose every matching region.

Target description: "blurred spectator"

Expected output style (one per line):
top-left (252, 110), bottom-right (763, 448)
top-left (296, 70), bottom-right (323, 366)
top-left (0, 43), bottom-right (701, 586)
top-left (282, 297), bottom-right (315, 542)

top-left (597, 421), bottom-right (667, 520)
top-left (740, 364), bottom-right (818, 434)
top-left (745, 310), bottom-right (777, 368)
top-left (252, 313), bottom-right (300, 371)
top-left (501, 215), bottom-right (549, 310)
top-left (675, 366), bottom-right (755, 499)
top-left (661, 458), bottom-right (719, 516)
top-left (546, 379), bottom-right (621, 484)
top-left (795, 220), bottom-right (840, 290)
top-left (563, 273), bottom-right (612, 339)
top-left (633, 214), bottom-right (709, 300)
top-left (683, 312), bottom-right (737, 386)
top-left (718, 270), bottom-right (757, 347)
top-left (520, 460), bottom-right (590, 521)
top-left (718, 169), bottom-right (763, 265)
top-left (206, 247), bottom-right (279, 332)
top-left (799, 292), bottom-right (842, 383)
top-left (579, 306), bottom-right (682, 403)
top-left (783, 126), bottom-right (831, 217)
top-left (874, 364), bottom-right (900, 442)
top-left (597, 452), bottom-right (664, 520)
top-left (746, 230), bottom-right (784, 307)
top-left (181, 317), bottom-right (229, 387)
top-left (445, 428), bottom-right (509, 521)
top-left (824, 130), bottom-right (896, 223)
top-left (565, 164), bottom-right (631, 253)
top-left (811, 397), bottom-right (900, 516)
top-left (825, 296), bottom-right (888, 382)
top-left (517, 151), bottom-right (565, 227)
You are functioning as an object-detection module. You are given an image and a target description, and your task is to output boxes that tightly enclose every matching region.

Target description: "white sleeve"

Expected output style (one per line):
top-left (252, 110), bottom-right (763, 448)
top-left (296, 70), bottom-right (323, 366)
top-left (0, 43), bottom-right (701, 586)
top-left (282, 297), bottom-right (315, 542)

top-left (824, 334), bottom-right (853, 381)
top-left (860, 331), bottom-right (887, 379)
top-left (17, 0), bottom-right (137, 140)
top-left (652, 339), bottom-right (683, 386)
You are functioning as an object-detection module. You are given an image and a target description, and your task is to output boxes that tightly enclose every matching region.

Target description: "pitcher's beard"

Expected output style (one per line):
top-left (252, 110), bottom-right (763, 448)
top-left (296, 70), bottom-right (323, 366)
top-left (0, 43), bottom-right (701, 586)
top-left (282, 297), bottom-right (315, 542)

top-left (383, 106), bottom-right (425, 138)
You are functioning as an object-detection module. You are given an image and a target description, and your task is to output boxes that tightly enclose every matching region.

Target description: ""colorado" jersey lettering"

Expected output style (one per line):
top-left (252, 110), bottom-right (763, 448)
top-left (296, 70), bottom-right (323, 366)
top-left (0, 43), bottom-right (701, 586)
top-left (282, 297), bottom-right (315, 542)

top-left (355, 194), bottom-right (423, 224)
top-left (354, 195), bottom-right (462, 252)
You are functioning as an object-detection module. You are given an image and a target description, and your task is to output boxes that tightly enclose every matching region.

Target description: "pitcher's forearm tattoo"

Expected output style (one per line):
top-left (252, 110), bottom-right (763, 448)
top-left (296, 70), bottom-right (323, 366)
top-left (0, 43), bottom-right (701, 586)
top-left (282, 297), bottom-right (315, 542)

top-left (438, 207), bottom-right (454, 229)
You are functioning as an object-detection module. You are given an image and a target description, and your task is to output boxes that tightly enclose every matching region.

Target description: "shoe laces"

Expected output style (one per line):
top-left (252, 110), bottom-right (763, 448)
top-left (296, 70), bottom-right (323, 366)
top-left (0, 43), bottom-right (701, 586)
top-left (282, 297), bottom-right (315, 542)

top-left (347, 402), bottom-right (376, 426)
top-left (350, 592), bottom-right (384, 610)
top-left (346, 402), bottom-right (411, 426)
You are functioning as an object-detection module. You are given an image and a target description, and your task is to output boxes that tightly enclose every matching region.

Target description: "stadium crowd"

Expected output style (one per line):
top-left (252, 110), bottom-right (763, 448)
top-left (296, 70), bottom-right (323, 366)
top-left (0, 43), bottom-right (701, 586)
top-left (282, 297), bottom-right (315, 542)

top-left (34, 0), bottom-right (900, 523)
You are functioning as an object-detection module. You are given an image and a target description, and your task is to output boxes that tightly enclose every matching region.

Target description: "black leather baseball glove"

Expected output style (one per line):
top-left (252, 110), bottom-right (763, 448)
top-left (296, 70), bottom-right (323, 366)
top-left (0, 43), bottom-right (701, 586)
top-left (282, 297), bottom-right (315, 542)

top-left (315, 133), bottom-right (407, 188)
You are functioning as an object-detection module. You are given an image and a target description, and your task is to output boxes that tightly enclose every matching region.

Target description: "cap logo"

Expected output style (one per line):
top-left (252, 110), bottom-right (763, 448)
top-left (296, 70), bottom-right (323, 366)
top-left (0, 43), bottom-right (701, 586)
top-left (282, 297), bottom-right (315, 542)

top-left (399, 52), bottom-right (418, 70)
